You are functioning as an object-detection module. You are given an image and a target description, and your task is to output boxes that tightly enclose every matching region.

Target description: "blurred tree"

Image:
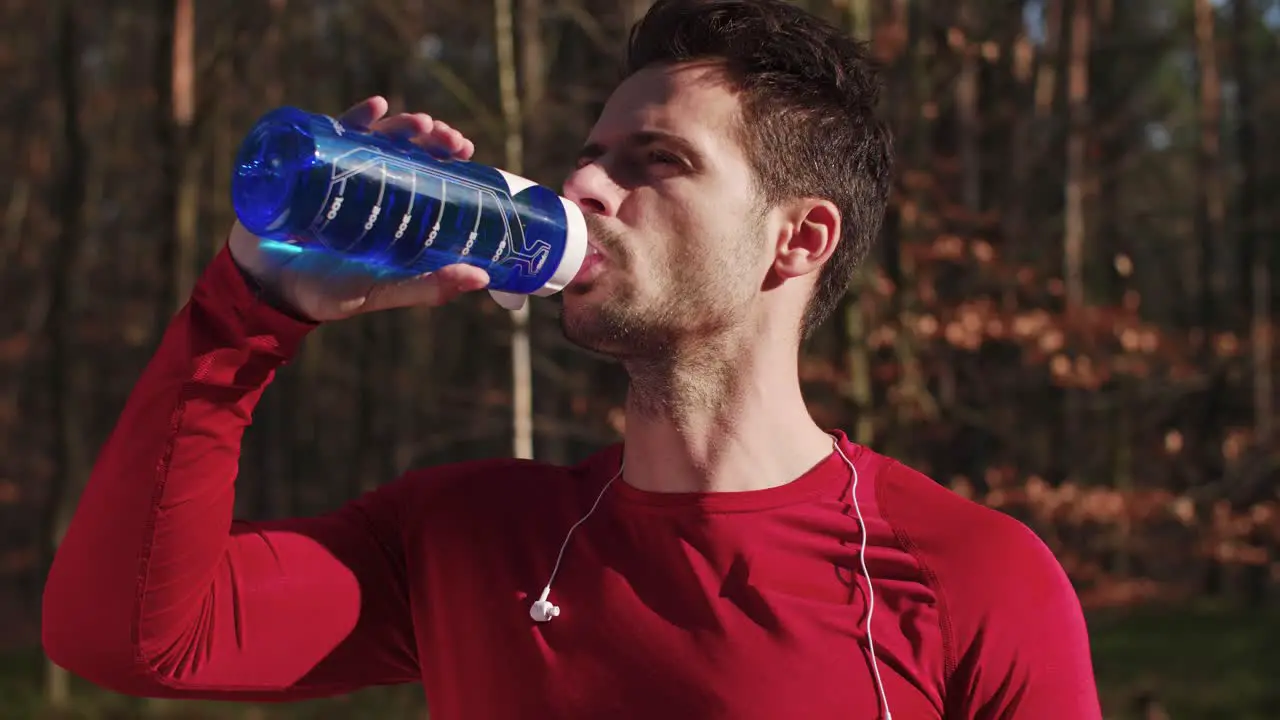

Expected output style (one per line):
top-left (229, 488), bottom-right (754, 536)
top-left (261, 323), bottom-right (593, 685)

top-left (0, 1), bottom-right (1275, 715)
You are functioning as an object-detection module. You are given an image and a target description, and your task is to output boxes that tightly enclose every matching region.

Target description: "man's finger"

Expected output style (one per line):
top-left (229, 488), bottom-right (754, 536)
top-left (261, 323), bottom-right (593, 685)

top-left (418, 121), bottom-right (468, 155)
top-left (371, 112), bottom-right (434, 140)
top-left (337, 96), bottom-right (389, 130)
top-left (365, 264), bottom-right (491, 311)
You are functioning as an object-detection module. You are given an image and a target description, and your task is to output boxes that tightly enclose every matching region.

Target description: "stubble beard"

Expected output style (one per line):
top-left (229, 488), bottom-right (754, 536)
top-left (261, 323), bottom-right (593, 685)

top-left (559, 250), bottom-right (758, 424)
top-left (560, 272), bottom-right (680, 360)
top-left (558, 218), bottom-right (684, 360)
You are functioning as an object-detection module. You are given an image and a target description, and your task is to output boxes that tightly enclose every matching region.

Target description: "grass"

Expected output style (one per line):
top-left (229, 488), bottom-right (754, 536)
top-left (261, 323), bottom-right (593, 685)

top-left (4, 602), bottom-right (1276, 719)
top-left (1088, 602), bottom-right (1280, 719)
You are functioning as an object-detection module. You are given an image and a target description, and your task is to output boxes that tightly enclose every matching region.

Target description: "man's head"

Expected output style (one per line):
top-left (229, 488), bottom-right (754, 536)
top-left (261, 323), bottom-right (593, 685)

top-left (560, 0), bottom-right (893, 360)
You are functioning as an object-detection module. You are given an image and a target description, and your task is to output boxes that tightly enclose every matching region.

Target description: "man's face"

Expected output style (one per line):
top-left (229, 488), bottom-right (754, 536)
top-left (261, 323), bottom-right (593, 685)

top-left (558, 62), bottom-right (773, 358)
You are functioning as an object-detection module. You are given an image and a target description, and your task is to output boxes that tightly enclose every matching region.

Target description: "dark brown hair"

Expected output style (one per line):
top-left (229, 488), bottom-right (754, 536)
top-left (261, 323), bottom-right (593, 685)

top-left (624, 0), bottom-right (894, 338)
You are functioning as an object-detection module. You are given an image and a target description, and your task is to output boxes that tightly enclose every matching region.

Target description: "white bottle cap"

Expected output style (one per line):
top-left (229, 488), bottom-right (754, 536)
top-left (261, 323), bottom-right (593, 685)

top-left (488, 196), bottom-right (588, 311)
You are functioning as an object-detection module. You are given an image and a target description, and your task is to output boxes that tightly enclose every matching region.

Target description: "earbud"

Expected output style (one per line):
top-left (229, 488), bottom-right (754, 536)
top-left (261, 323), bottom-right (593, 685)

top-left (529, 587), bottom-right (559, 622)
top-left (526, 461), bottom-right (624, 626)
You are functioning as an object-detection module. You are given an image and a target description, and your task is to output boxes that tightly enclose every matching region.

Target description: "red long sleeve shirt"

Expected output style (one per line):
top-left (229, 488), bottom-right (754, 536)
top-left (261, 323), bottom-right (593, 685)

top-left (43, 247), bottom-right (1102, 719)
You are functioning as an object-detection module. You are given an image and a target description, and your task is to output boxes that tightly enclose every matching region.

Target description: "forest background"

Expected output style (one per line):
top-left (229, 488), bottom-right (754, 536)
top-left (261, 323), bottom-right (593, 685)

top-left (0, 0), bottom-right (1277, 718)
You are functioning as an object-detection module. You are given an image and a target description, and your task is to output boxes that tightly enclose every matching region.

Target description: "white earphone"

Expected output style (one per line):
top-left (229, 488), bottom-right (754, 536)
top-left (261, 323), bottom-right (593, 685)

top-left (528, 460), bottom-right (623, 623)
top-left (528, 438), bottom-right (892, 719)
top-left (831, 440), bottom-right (892, 720)
top-left (529, 587), bottom-right (560, 622)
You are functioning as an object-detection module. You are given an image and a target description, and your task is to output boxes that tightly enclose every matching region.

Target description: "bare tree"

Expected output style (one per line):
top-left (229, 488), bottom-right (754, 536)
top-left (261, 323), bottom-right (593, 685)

top-left (1061, 0), bottom-right (1092, 481)
top-left (1232, 0), bottom-right (1271, 442)
top-left (496, 0), bottom-right (534, 459)
top-left (43, 0), bottom-right (87, 707)
top-left (1192, 0), bottom-right (1227, 491)
top-left (152, 0), bottom-right (199, 326)
top-left (842, 0), bottom-right (875, 446)
top-left (1064, 0), bottom-right (1091, 317)
top-left (955, 0), bottom-right (981, 216)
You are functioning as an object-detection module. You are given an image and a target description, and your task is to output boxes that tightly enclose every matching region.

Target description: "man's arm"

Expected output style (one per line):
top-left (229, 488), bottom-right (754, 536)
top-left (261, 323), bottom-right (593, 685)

top-left (42, 246), bottom-right (420, 700)
top-left (942, 517), bottom-right (1103, 720)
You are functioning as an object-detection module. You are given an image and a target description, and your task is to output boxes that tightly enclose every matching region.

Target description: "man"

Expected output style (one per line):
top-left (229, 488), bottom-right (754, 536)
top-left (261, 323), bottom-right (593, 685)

top-left (43, 1), bottom-right (1102, 718)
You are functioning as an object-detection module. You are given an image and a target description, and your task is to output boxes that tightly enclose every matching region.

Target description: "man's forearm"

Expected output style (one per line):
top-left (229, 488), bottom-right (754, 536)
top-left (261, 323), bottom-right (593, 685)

top-left (39, 245), bottom-right (379, 698)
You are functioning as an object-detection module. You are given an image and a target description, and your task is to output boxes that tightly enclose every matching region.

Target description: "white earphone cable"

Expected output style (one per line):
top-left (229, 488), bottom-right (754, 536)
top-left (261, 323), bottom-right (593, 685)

top-left (529, 441), bottom-right (891, 719)
top-left (832, 439), bottom-right (892, 720)
top-left (529, 458), bottom-right (624, 621)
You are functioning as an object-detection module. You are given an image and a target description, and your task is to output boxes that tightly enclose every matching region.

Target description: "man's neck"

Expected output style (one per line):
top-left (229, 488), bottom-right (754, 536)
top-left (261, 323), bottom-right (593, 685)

top-left (619, 333), bottom-right (834, 494)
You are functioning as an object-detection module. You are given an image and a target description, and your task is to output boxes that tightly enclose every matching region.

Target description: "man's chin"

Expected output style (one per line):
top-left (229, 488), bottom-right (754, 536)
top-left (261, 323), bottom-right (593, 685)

top-left (559, 302), bottom-right (608, 353)
top-left (560, 274), bottom-right (620, 317)
top-left (559, 297), bottom-right (635, 358)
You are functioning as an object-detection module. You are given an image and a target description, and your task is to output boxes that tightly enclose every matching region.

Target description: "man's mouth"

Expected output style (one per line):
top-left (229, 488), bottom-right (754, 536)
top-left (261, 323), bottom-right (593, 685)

top-left (572, 240), bottom-right (607, 284)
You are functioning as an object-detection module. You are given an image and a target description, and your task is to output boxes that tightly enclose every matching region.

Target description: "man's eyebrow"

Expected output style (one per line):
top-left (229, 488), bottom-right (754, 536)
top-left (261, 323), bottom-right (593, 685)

top-left (634, 131), bottom-right (704, 165)
top-left (576, 131), bottom-right (702, 164)
top-left (577, 142), bottom-right (606, 164)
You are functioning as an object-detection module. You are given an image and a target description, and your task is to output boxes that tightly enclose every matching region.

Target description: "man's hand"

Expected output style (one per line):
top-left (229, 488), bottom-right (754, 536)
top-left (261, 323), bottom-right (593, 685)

top-left (228, 96), bottom-right (491, 322)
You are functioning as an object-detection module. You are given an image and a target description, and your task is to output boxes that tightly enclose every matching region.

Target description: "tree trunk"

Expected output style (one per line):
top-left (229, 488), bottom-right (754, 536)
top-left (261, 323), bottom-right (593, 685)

top-left (1034, 0), bottom-right (1064, 121)
top-left (519, 0), bottom-right (573, 464)
top-left (496, 0), bottom-right (534, 459)
top-left (1001, 0), bottom-right (1031, 259)
top-left (172, 0), bottom-right (199, 307)
top-left (1060, 0), bottom-right (1091, 483)
top-left (1064, 0), bottom-right (1090, 317)
top-left (43, 0), bottom-right (87, 707)
top-left (1232, 0), bottom-right (1270, 442)
top-left (153, 0), bottom-right (197, 338)
top-left (955, 0), bottom-right (981, 218)
top-left (519, 0), bottom-right (546, 164)
top-left (843, 0), bottom-right (876, 448)
top-left (1194, 0), bottom-right (1226, 337)
top-left (1194, 0), bottom-right (1226, 495)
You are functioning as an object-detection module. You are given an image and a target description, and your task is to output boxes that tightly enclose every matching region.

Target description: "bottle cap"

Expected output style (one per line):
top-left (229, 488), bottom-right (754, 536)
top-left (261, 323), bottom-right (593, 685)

top-left (488, 194), bottom-right (588, 312)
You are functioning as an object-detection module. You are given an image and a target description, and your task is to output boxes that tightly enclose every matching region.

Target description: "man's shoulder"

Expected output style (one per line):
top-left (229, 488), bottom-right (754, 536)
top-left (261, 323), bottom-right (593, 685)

top-left (870, 454), bottom-right (1101, 716)
top-left (872, 454), bottom-right (1078, 619)
top-left (875, 458), bottom-right (1052, 560)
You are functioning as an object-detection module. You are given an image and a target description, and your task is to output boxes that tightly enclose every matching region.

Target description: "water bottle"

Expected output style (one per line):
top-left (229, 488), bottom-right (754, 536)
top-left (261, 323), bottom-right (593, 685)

top-left (230, 106), bottom-right (587, 310)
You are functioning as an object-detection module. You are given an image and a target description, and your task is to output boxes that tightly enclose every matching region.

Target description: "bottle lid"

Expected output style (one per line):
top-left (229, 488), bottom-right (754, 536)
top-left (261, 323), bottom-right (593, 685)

top-left (488, 195), bottom-right (588, 311)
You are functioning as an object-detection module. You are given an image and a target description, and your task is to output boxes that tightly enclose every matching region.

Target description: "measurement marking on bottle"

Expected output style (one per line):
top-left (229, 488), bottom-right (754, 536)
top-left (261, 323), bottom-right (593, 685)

top-left (314, 151), bottom-right (382, 248)
top-left (392, 172), bottom-right (417, 243)
top-left (491, 232), bottom-right (508, 263)
top-left (351, 164), bottom-right (388, 248)
top-left (403, 172), bottom-right (447, 269)
top-left (460, 188), bottom-right (484, 256)
top-left (307, 146), bottom-right (530, 276)
top-left (425, 177), bottom-right (445, 247)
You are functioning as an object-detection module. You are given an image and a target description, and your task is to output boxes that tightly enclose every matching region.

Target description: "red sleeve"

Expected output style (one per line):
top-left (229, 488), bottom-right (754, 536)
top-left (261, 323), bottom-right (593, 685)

top-left (880, 463), bottom-right (1102, 720)
top-left (41, 245), bottom-right (420, 700)
top-left (941, 520), bottom-right (1102, 720)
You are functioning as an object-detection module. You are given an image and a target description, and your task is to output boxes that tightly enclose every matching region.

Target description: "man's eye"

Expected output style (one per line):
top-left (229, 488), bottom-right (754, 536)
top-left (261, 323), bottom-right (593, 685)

top-left (648, 150), bottom-right (681, 166)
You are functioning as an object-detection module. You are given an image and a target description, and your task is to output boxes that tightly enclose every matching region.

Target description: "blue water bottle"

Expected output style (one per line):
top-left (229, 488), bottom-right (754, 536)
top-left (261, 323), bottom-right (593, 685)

top-left (230, 106), bottom-right (587, 310)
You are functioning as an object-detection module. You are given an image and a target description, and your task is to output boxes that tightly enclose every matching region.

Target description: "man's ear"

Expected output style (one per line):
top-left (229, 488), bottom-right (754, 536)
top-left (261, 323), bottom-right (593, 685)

top-left (773, 199), bottom-right (841, 281)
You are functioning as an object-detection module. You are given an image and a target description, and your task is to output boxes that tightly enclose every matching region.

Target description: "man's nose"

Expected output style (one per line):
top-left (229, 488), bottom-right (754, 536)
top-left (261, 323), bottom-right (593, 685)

top-left (563, 162), bottom-right (622, 218)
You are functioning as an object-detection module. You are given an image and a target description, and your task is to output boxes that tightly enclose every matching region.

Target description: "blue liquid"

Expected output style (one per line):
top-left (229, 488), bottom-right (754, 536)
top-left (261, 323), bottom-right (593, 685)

top-left (231, 107), bottom-right (581, 295)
